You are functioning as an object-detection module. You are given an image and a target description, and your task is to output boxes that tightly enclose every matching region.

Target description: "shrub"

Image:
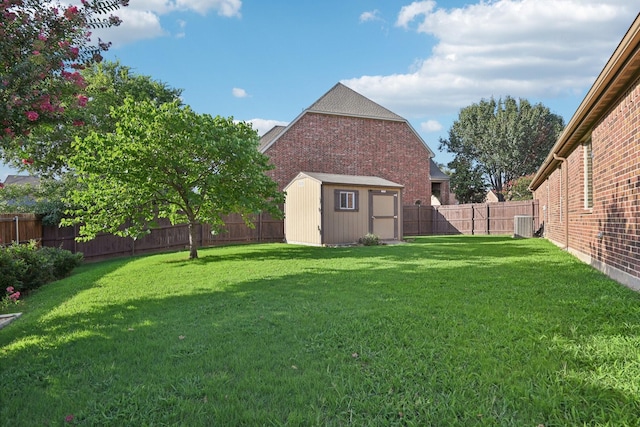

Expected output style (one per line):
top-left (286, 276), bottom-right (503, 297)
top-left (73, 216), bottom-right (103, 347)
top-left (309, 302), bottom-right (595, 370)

top-left (0, 242), bottom-right (83, 293)
top-left (359, 233), bottom-right (380, 246)
top-left (1, 286), bottom-right (21, 310)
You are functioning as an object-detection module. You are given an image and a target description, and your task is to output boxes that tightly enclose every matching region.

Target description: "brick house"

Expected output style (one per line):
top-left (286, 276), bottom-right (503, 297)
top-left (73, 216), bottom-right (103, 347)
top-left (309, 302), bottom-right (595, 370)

top-left (530, 15), bottom-right (640, 290)
top-left (259, 83), bottom-right (450, 207)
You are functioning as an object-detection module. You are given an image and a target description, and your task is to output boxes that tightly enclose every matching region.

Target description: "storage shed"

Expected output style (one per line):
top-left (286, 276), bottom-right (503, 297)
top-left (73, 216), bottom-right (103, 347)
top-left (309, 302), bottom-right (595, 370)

top-left (284, 172), bottom-right (404, 246)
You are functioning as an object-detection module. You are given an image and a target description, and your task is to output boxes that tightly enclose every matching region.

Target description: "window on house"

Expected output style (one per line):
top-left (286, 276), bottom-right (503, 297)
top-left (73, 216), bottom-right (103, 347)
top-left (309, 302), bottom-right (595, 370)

top-left (584, 140), bottom-right (593, 209)
top-left (335, 190), bottom-right (359, 211)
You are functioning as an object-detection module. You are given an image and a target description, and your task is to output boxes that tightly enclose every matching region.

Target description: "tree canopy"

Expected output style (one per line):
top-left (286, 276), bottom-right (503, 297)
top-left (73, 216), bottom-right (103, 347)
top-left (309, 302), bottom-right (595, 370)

top-left (1, 0), bottom-right (128, 159)
top-left (440, 96), bottom-right (564, 202)
top-left (63, 98), bottom-right (284, 259)
top-left (5, 61), bottom-right (182, 176)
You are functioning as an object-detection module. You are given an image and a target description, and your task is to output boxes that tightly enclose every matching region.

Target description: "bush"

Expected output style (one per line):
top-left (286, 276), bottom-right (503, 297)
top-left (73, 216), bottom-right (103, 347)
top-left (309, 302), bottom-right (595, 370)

top-left (359, 233), bottom-right (380, 246)
top-left (0, 242), bottom-right (83, 293)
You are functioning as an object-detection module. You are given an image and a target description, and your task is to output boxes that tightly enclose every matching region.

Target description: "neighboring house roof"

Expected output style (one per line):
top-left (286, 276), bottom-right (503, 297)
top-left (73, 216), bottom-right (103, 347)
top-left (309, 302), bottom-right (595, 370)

top-left (285, 172), bottom-right (404, 190)
top-left (259, 82), bottom-right (434, 157)
top-left (2, 175), bottom-right (40, 186)
top-left (485, 189), bottom-right (500, 203)
top-left (307, 83), bottom-right (405, 121)
top-left (258, 125), bottom-right (286, 152)
top-left (530, 13), bottom-right (640, 190)
top-left (429, 159), bottom-right (450, 181)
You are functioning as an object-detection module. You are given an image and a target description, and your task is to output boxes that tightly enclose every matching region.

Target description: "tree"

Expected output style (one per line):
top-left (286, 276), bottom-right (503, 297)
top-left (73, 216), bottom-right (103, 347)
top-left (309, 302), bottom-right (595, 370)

top-left (448, 156), bottom-right (487, 204)
top-left (0, 0), bottom-right (128, 161)
top-left (440, 96), bottom-right (564, 200)
top-left (505, 174), bottom-right (534, 201)
top-left (5, 61), bottom-right (182, 176)
top-left (63, 98), bottom-right (285, 259)
top-left (0, 175), bottom-right (74, 225)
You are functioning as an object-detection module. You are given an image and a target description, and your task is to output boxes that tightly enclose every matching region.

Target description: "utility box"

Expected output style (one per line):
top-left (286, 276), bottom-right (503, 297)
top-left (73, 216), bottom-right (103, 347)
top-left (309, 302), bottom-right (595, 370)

top-left (513, 215), bottom-right (534, 238)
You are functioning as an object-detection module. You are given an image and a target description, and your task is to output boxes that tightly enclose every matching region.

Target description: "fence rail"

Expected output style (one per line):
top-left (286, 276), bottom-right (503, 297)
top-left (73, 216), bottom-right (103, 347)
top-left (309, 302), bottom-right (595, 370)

top-left (403, 200), bottom-right (539, 236)
top-left (0, 214), bottom-right (42, 245)
top-left (4, 200), bottom-right (539, 260)
top-left (41, 212), bottom-right (285, 261)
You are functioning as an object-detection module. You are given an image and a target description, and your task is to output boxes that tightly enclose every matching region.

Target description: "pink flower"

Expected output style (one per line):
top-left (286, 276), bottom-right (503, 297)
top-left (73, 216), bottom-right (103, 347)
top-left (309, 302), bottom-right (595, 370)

top-left (72, 120), bottom-right (85, 127)
top-left (25, 111), bottom-right (38, 121)
top-left (77, 95), bottom-right (88, 107)
top-left (22, 158), bottom-right (34, 165)
top-left (9, 292), bottom-right (20, 301)
top-left (6, 286), bottom-right (14, 293)
top-left (64, 414), bottom-right (74, 423)
top-left (32, 50), bottom-right (40, 55)
top-left (69, 46), bottom-right (79, 58)
top-left (64, 6), bottom-right (78, 19)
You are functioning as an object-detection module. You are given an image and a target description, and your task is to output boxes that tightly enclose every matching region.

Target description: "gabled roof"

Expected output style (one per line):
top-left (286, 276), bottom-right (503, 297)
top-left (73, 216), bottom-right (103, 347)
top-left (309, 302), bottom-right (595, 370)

top-left (530, 13), bottom-right (640, 190)
top-left (2, 175), bottom-right (40, 186)
top-left (307, 83), bottom-right (405, 121)
top-left (259, 83), bottom-right (434, 157)
top-left (429, 159), bottom-right (450, 181)
top-left (285, 172), bottom-right (404, 191)
top-left (258, 125), bottom-right (286, 152)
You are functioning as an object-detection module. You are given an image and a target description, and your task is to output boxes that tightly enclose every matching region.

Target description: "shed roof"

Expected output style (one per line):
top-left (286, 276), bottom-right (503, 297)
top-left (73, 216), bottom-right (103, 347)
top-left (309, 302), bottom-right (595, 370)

top-left (530, 13), bottom-right (640, 190)
top-left (286, 172), bottom-right (404, 190)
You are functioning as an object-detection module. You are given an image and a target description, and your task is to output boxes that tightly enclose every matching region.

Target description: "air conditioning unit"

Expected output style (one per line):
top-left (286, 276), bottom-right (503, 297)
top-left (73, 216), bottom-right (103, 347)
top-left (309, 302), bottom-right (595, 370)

top-left (513, 215), bottom-right (534, 238)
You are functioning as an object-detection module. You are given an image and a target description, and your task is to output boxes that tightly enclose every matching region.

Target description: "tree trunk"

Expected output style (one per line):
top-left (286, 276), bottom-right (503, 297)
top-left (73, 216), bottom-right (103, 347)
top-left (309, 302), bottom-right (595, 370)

top-left (188, 221), bottom-right (199, 259)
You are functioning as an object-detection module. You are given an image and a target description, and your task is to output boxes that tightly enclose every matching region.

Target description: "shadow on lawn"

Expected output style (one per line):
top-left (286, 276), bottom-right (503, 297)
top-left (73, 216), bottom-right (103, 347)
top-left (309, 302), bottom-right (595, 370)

top-left (163, 236), bottom-right (553, 268)
top-left (2, 237), bottom-right (640, 424)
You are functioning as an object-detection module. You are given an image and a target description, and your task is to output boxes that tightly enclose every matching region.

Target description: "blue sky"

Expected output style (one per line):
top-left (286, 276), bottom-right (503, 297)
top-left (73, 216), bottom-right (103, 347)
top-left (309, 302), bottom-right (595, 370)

top-left (2, 0), bottom-right (639, 181)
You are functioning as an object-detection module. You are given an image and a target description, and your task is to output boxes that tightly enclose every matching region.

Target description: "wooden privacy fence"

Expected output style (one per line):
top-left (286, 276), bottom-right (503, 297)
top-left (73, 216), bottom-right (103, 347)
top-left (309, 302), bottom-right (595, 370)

top-left (41, 212), bottom-right (284, 261)
top-left (0, 214), bottom-right (42, 245)
top-left (403, 200), bottom-right (539, 236)
top-left (6, 201), bottom-right (538, 260)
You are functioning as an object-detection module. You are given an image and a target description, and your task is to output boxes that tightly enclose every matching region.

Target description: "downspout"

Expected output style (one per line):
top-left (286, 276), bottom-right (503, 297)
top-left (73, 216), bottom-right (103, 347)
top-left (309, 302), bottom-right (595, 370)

top-left (553, 153), bottom-right (569, 249)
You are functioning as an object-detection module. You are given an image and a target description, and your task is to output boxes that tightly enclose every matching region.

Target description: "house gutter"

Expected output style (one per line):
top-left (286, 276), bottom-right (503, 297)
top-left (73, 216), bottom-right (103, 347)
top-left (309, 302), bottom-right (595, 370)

top-left (530, 14), bottom-right (640, 191)
top-left (552, 153), bottom-right (569, 249)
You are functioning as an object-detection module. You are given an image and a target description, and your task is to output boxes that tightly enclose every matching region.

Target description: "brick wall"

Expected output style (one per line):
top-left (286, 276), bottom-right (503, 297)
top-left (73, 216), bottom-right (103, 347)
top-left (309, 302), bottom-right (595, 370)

top-left (264, 112), bottom-right (432, 205)
top-left (534, 79), bottom-right (640, 284)
top-left (590, 80), bottom-right (640, 281)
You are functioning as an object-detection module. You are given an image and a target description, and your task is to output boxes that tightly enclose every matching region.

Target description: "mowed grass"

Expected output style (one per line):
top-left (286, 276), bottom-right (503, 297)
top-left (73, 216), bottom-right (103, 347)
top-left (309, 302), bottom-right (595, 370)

top-left (1, 236), bottom-right (640, 426)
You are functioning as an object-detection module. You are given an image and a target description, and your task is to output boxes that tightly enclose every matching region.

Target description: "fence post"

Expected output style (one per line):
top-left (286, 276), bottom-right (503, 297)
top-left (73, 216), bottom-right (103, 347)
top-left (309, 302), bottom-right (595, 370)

top-left (486, 204), bottom-right (490, 235)
top-left (14, 216), bottom-right (19, 244)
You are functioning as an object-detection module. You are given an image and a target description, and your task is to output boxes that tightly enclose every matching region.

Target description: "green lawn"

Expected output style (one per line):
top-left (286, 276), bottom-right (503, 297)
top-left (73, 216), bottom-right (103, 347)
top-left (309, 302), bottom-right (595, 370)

top-left (1, 236), bottom-right (640, 426)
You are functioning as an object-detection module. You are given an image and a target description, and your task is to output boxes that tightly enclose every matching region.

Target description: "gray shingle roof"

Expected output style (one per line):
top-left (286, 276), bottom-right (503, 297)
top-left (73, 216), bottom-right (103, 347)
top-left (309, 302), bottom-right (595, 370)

top-left (258, 125), bottom-right (286, 152)
top-left (293, 172), bottom-right (404, 188)
top-left (258, 82), bottom-right (434, 157)
top-left (2, 175), bottom-right (40, 186)
top-left (429, 159), bottom-right (450, 181)
top-left (307, 83), bottom-right (404, 121)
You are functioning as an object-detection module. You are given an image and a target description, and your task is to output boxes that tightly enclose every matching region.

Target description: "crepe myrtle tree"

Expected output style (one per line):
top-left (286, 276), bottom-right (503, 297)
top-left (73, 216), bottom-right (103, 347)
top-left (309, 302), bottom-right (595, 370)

top-left (0, 0), bottom-right (128, 162)
top-left (7, 61), bottom-right (183, 177)
top-left (62, 98), bottom-right (285, 259)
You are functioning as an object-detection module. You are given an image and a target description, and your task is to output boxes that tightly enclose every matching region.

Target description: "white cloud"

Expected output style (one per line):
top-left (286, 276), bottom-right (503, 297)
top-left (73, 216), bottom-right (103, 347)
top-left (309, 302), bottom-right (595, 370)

top-left (396, 1), bottom-right (436, 28)
top-left (421, 120), bottom-right (442, 132)
top-left (360, 10), bottom-right (382, 23)
top-left (232, 87), bottom-right (250, 98)
top-left (344, 0), bottom-right (637, 118)
top-left (248, 119), bottom-right (289, 136)
top-left (91, 0), bottom-right (242, 46)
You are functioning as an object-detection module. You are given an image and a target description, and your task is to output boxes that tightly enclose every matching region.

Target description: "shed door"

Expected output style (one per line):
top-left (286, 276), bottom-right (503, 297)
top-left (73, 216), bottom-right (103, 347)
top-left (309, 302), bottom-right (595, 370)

top-left (369, 190), bottom-right (398, 240)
